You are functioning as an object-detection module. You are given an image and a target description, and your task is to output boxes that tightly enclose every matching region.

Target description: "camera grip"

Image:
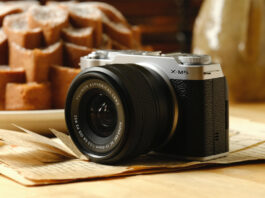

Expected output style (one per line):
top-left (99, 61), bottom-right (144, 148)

top-left (163, 77), bottom-right (229, 157)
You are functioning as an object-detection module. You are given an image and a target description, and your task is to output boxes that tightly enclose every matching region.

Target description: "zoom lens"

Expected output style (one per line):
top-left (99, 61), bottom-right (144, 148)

top-left (65, 64), bottom-right (177, 164)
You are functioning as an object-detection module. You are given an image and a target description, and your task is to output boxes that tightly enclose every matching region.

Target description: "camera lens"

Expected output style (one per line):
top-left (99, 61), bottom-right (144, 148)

top-left (65, 64), bottom-right (177, 164)
top-left (87, 93), bottom-right (117, 137)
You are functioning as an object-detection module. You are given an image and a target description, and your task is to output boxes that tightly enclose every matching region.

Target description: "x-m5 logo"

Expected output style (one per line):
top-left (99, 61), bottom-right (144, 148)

top-left (171, 69), bottom-right (189, 75)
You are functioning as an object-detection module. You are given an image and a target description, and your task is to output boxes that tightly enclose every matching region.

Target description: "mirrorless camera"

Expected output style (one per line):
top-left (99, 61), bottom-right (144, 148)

top-left (65, 50), bottom-right (229, 164)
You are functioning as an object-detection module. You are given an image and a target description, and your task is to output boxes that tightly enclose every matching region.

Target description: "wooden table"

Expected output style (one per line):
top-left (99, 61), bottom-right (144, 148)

top-left (0, 103), bottom-right (265, 198)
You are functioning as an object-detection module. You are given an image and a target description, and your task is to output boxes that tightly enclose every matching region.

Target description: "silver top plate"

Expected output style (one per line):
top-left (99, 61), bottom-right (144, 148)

top-left (81, 50), bottom-right (224, 81)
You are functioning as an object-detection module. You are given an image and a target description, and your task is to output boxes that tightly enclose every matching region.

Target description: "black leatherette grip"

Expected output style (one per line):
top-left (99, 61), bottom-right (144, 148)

top-left (160, 77), bottom-right (229, 157)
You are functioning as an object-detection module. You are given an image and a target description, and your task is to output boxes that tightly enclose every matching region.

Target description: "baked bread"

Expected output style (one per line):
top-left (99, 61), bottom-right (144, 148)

top-left (3, 13), bottom-right (43, 49)
top-left (0, 5), bottom-right (22, 26)
top-left (5, 82), bottom-right (51, 110)
top-left (50, 65), bottom-right (80, 109)
top-left (0, 2), bottom-right (145, 111)
top-left (64, 42), bottom-right (93, 68)
top-left (46, 1), bottom-right (77, 7)
top-left (111, 39), bottom-right (129, 50)
top-left (0, 67), bottom-right (25, 110)
top-left (9, 41), bottom-right (63, 82)
top-left (85, 2), bottom-right (127, 25)
top-left (5, 1), bottom-right (39, 11)
top-left (101, 34), bottom-right (112, 49)
top-left (63, 4), bottom-right (102, 47)
top-left (132, 26), bottom-right (142, 49)
top-left (62, 26), bottom-right (93, 48)
top-left (0, 29), bottom-right (8, 65)
top-left (101, 15), bottom-right (133, 48)
top-left (28, 5), bottom-right (68, 45)
top-left (86, 2), bottom-right (134, 48)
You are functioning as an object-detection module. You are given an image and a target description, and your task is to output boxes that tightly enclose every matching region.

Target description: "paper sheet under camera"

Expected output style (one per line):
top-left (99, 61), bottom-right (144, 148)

top-left (0, 116), bottom-right (264, 186)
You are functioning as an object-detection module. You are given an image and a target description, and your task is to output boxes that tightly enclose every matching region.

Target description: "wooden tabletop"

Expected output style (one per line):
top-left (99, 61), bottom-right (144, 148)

top-left (0, 103), bottom-right (265, 198)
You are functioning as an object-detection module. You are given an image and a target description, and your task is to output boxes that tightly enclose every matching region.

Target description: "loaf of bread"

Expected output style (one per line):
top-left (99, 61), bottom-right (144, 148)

top-left (62, 26), bottom-right (93, 48)
top-left (5, 82), bottom-right (51, 110)
top-left (27, 5), bottom-right (68, 45)
top-left (0, 67), bottom-right (25, 110)
top-left (9, 41), bottom-right (63, 82)
top-left (64, 42), bottom-right (93, 68)
top-left (0, 1), bottom-right (145, 111)
top-left (3, 13), bottom-right (43, 49)
top-left (62, 4), bottom-right (102, 47)
top-left (0, 29), bottom-right (8, 65)
top-left (0, 5), bottom-right (22, 26)
top-left (50, 65), bottom-right (80, 109)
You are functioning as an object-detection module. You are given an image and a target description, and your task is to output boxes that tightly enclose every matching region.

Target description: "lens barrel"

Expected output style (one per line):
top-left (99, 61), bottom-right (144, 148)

top-left (65, 64), bottom-right (175, 164)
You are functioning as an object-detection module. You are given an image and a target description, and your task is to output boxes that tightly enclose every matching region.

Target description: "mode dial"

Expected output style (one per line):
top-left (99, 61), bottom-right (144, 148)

top-left (178, 54), bottom-right (212, 65)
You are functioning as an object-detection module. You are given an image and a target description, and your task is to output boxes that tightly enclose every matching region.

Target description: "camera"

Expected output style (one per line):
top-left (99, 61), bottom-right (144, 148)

top-left (65, 50), bottom-right (229, 164)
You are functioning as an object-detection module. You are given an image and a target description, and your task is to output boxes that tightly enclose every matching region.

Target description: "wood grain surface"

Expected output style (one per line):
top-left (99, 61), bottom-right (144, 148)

top-left (0, 103), bottom-right (265, 197)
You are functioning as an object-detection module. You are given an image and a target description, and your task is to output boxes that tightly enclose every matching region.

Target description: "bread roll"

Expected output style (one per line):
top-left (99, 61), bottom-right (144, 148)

top-left (0, 29), bottom-right (8, 65)
top-left (3, 13), bottom-right (43, 49)
top-left (50, 65), bottom-right (80, 109)
top-left (9, 41), bottom-right (63, 82)
top-left (28, 5), bottom-right (68, 45)
top-left (0, 67), bottom-right (25, 110)
top-left (63, 4), bottom-right (102, 47)
top-left (0, 5), bottom-right (22, 26)
top-left (64, 42), bottom-right (93, 68)
top-left (62, 26), bottom-right (93, 48)
top-left (5, 82), bottom-right (51, 110)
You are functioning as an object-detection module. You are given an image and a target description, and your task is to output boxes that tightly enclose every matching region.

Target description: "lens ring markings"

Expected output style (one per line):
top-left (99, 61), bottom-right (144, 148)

top-left (71, 79), bottom-right (125, 154)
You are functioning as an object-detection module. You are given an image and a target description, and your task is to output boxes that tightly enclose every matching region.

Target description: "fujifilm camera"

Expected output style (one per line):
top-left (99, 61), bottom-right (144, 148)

top-left (65, 50), bottom-right (229, 164)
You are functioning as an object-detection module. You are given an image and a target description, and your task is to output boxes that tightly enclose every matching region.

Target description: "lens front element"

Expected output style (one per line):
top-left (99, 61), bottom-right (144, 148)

top-left (88, 93), bottom-right (117, 137)
top-left (67, 77), bottom-right (125, 159)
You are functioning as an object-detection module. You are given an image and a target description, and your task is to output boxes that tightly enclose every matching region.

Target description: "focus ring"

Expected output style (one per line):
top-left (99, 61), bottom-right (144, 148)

top-left (106, 64), bottom-right (158, 159)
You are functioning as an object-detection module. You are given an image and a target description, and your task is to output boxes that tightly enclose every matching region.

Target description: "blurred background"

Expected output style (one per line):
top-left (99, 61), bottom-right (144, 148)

top-left (2, 0), bottom-right (203, 53)
top-left (1, 0), bottom-right (265, 102)
top-left (84, 0), bottom-right (202, 53)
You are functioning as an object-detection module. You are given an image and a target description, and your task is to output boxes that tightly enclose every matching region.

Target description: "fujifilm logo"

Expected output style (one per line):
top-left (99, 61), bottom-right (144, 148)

top-left (171, 69), bottom-right (189, 75)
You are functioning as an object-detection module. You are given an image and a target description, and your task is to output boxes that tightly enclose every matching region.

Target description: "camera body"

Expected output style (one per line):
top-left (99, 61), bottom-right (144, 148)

top-left (66, 50), bottom-right (229, 164)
